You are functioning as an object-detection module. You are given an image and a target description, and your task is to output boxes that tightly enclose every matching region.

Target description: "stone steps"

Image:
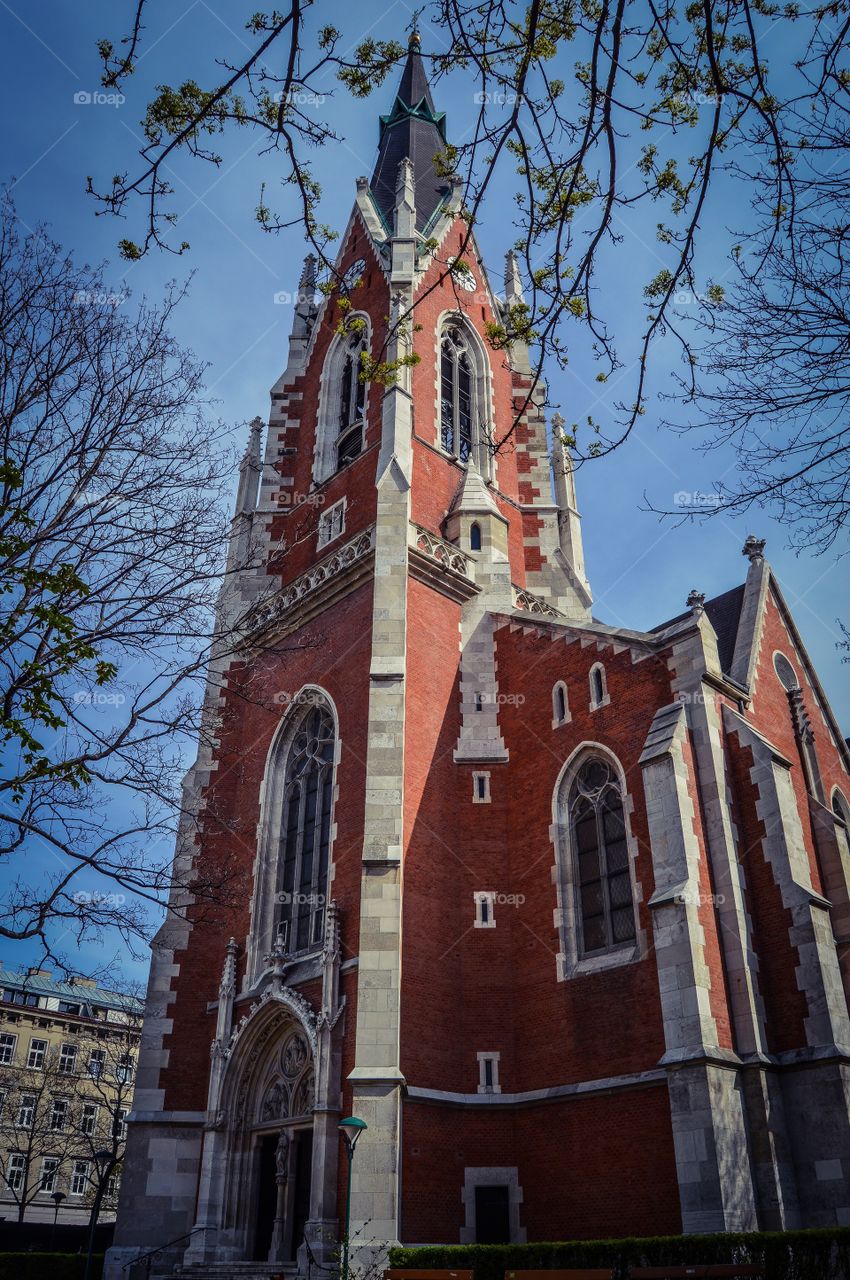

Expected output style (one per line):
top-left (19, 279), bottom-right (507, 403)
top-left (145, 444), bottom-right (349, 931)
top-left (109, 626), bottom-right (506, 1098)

top-left (175, 1264), bottom-right (300, 1280)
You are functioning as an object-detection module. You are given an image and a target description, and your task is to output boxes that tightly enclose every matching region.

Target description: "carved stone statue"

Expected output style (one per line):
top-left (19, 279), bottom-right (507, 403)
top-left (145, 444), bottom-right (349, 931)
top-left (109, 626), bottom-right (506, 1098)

top-left (274, 1128), bottom-right (291, 1182)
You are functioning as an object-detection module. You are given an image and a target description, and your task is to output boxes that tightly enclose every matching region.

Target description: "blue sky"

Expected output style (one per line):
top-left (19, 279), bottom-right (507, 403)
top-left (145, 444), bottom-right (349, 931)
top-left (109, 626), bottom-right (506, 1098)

top-left (1, 0), bottom-right (848, 985)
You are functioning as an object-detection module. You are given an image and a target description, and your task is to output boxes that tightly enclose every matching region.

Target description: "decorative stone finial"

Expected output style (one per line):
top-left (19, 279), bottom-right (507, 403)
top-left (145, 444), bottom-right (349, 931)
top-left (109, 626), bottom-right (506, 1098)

top-left (298, 253), bottom-right (317, 290)
top-left (264, 932), bottom-right (288, 984)
top-left (220, 936), bottom-right (238, 996)
top-left (742, 534), bottom-right (766, 563)
top-left (687, 589), bottom-right (706, 614)
top-left (504, 250), bottom-right (525, 305)
top-left (396, 156), bottom-right (415, 192)
top-left (323, 901), bottom-right (341, 963)
top-left (244, 416), bottom-right (263, 454)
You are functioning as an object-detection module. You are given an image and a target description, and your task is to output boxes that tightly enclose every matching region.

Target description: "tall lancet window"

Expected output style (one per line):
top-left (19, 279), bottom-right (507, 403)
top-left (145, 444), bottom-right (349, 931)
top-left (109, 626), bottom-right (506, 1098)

top-left (314, 318), bottom-right (370, 483)
top-left (337, 332), bottom-right (367, 469)
top-left (275, 702), bottom-right (336, 954)
top-left (569, 758), bottom-right (635, 956)
top-left (441, 325), bottom-right (475, 463)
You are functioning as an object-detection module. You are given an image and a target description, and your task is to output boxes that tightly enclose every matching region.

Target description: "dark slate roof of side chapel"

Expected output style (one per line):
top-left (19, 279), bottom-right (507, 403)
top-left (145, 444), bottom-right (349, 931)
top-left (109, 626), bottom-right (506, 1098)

top-left (369, 32), bottom-right (450, 232)
top-left (651, 582), bottom-right (746, 678)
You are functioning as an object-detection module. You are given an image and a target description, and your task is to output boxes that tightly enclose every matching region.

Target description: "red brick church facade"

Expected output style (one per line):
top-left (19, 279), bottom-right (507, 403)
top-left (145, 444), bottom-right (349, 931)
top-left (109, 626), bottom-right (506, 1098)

top-left (107, 36), bottom-right (850, 1279)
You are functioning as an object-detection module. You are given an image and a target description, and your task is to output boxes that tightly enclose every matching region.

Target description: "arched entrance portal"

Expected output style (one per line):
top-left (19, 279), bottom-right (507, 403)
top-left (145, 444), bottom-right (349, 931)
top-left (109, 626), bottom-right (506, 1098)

top-left (249, 1026), bottom-right (316, 1262)
top-left (185, 958), bottom-right (344, 1272)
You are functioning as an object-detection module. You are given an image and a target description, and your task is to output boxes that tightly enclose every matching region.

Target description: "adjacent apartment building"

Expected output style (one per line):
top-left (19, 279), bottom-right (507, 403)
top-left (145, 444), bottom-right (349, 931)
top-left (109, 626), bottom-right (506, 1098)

top-left (0, 965), bottom-right (142, 1225)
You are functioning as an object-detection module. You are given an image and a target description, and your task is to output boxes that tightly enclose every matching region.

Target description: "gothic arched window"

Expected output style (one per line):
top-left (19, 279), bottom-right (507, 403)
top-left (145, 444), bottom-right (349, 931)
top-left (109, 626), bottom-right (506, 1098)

top-left (275, 701), bottom-right (336, 954)
top-left (441, 324), bottom-right (480, 464)
top-left (337, 332), bottom-right (367, 469)
top-left (314, 320), bottom-right (370, 483)
top-left (569, 757), bottom-right (635, 956)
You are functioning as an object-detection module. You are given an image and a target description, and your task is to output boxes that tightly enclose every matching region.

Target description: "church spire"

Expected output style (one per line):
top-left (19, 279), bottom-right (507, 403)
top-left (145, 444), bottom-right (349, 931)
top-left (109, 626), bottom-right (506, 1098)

top-left (369, 31), bottom-right (449, 233)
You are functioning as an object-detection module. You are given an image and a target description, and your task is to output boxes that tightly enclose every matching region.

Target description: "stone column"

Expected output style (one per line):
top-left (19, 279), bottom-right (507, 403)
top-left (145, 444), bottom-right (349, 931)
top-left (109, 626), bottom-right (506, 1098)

top-left (301, 905), bottom-right (345, 1271)
top-left (640, 702), bottom-right (758, 1232)
top-left (668, 612), bottom-right (800, 1228)
top-left (347, 167), bottom-right (415, 1257)
top-left (724, 708), bottom-right (850, 1224)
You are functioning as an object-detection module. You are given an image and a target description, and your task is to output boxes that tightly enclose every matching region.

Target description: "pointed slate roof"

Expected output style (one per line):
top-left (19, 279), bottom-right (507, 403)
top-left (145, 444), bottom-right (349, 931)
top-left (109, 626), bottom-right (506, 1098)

top-left (651, 582), bottom-right (746, 678)
top-left (447, 458), bottom-right (502, 517)
top-left (370, 32), bottom-right (449, 233)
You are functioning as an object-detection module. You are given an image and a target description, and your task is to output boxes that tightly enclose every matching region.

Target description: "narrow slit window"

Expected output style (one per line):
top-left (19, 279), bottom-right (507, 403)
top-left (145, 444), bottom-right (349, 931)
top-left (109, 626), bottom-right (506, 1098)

top-left (552, 682), bottom-right (569, 726)
top-left (589, 664), bottom-right (607, 709)
top-left (473, 772), bottom-right (491, 804)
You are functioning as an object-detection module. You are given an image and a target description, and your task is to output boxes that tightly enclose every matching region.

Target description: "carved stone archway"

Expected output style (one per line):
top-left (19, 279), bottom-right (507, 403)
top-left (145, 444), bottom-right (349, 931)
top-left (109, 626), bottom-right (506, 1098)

top-left (183, 911), bottom-right (345, 1273)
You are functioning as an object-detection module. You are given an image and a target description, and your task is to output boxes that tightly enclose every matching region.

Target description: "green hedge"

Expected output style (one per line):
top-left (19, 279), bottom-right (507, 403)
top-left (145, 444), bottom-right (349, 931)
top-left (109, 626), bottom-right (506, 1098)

top-left (0, 1254), bottom-right (103, 1280)
top-left (389, 1227), bottom-right (850, 1280)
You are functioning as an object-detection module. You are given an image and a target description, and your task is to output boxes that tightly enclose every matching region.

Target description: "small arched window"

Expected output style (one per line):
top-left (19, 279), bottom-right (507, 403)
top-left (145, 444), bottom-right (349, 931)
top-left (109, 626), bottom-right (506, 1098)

top-left (470, 522), bottom-right (482, 551)
top-left (552, 681), bottom-right (569, 727)
top-left (833, 791), bottom-right (849, 828)
top-left (589, 663), bottom-right (608, 709)
top-left (336, 332), bottom-right (367, 469)
top-left (275, 701), bottom-right (336, 954)
top-left (569, 758), bottom-right (635, 956)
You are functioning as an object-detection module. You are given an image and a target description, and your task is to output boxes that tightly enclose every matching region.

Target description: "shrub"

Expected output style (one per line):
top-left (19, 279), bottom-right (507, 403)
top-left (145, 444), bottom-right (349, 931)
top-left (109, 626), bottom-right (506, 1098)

top-left (0, 1254), bottom-right (104, 1280)
top-left (389, 1227), bottom-right (850, 1280)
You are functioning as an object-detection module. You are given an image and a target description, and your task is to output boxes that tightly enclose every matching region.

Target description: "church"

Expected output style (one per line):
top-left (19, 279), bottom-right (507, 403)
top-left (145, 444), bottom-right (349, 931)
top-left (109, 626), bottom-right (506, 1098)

top-left (106, 33), bottom-right (850, 1280)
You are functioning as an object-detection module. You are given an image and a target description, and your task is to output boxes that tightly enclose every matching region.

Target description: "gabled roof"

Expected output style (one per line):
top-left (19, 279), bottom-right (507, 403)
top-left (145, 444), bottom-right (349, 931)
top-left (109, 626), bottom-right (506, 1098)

top-left (651, 583), bottom-right (746, 678)
top-left (370, 32), bottom-right (450, 233)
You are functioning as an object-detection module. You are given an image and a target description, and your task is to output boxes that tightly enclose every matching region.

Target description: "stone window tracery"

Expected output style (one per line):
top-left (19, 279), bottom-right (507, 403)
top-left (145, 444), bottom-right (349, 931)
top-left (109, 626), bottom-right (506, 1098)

top-left (314, 318), bottom-right (370, 483)
top-left (274, 703), bottom-right (335, 955)
top-left (569, 758), bottom-right (636, 957)
top-left (439, 320), bottom-right (492, 474)
top-left (336, 332), bottom-right (367, 469)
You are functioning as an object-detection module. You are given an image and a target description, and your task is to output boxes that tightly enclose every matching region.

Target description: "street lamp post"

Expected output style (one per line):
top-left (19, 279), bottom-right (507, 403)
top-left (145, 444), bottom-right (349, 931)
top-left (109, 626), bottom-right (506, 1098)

top-left (338, 1116), bottom-right (367, 1280)
top-left (50, 1191), bottom-right (66, 1250)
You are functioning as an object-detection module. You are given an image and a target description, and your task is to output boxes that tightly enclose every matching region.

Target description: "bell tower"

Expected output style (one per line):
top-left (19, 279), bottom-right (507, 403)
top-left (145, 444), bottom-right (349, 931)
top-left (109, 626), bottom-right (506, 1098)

top-left (107, 30), bottom-right (594, 1279)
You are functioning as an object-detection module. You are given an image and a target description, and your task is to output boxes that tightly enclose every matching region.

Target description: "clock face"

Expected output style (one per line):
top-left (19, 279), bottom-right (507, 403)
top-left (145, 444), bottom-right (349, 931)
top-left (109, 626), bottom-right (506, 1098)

top-left (342, 258), bottom-right (366, 292)
top-left (448, 256), bottom-right (477, 292)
